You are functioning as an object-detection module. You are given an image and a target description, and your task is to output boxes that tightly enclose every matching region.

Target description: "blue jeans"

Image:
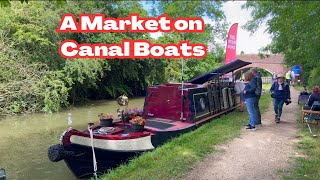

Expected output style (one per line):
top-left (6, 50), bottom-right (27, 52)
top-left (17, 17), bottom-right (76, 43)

top-left (254, 96), bottom-right (261, 124)
top-left (245, 97), bottom-right (258, 127)
top-left (274, 99), bottom-right (285, 117)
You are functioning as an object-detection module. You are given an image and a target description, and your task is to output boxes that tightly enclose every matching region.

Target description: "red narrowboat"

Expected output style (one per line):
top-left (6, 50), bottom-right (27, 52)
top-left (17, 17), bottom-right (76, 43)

top-left (48, 59), bottom-right (251, 178)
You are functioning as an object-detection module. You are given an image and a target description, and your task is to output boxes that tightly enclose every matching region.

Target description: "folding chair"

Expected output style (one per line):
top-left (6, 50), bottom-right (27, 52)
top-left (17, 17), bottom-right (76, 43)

top-left (303, 101), bottom-right (320, 137)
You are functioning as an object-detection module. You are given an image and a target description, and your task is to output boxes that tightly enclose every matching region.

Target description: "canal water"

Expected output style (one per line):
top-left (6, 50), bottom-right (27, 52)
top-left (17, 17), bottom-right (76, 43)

top-left (0, 98), bottom-right (145, 180)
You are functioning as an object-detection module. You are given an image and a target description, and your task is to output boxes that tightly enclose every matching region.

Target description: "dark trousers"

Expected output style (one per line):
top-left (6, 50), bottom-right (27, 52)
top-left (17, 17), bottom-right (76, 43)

top-left (254, 95), bottom-right (261, 124)
top-left (286, 79), bottom-right (291, 86)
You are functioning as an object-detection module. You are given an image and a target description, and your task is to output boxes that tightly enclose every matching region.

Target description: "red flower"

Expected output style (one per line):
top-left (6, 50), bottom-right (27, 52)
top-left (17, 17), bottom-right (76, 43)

top-left (130, 116), bottom-right (146, 125)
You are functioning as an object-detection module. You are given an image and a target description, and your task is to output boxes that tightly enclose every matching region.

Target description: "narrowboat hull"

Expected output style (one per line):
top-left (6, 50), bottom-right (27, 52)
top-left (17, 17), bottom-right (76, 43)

top-left (63, 144), bottom-right (143, 178)
top-left (49, 107), bottom-right (234, 178)
top-left (49, 123), bottom-right (199, 178)
top-left (48, 59), bottom-right (251, 178)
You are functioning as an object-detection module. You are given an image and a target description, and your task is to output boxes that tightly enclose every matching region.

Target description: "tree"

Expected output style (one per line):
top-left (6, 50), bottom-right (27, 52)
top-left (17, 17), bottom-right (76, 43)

top-left (243, 1), bottom-right (320, 86)
top-left (150, 0), bottom-right (227, 82)
top-left (0, 0), bottom-right (66, 7)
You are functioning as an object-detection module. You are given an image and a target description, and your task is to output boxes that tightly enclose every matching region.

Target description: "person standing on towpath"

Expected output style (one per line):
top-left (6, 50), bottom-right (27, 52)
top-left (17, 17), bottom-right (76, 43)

top-left (243, 71), bottom-right (257, 130)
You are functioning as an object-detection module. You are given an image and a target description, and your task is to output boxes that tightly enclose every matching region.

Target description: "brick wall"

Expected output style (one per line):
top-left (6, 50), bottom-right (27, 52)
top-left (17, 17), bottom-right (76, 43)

top-left (236, 54), bottom-right (288, 74)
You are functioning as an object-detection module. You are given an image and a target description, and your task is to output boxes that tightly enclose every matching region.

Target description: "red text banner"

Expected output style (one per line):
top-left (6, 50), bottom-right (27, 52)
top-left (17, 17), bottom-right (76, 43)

top-left (224, 23), bottom-right (238, 64)
top-left (59, 40), bottom-right (207, 59)
top-left (57, 14), bottom-right (204, 33)
top-left (57, 14), bottom-right (207, 59)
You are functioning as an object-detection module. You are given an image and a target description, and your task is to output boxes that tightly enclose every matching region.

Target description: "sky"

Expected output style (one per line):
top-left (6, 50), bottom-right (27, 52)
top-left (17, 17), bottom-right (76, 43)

top-left (221, 1), bottom-right (271, 54)
top-left (143, 1), bottom-right (272, 55)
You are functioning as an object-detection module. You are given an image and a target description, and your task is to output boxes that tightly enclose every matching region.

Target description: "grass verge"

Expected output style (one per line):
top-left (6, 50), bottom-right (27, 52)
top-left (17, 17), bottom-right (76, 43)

top-left (283, 107), bottom-right (320, 179)
top-left (100, 85), bottom-right (271, 180)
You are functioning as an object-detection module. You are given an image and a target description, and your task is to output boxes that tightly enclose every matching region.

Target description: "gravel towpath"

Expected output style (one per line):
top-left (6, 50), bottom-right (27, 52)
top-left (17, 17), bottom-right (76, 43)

top-left (182, 88), bottom-right (300, 180)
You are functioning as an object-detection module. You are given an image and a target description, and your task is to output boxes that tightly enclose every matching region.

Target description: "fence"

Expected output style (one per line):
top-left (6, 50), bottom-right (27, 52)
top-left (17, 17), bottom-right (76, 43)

top-left (261, 77), bottom-right (272, 84)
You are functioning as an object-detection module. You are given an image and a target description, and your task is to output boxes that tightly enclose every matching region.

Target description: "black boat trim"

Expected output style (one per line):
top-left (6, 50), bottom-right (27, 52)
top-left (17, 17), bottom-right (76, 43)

top-left (145, 121), bottom-right (175, 129)
top-left (188, 59), bottom-right (251, 84)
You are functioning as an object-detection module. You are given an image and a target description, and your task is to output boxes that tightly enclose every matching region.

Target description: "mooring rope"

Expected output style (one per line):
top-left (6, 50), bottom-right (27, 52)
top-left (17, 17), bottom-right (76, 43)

top-left (88, 126), bottom-right (98, 180)
top-left (180, 32), bottom-right (185, 121)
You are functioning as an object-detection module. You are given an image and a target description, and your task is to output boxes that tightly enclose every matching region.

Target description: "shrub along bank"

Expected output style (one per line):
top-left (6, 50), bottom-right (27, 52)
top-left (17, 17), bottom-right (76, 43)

top-left (0, 1), bottom-right (226, 115)
top-left (282, 86), bottom-right (320, 179)
top-left (284, 126), bottom-right (320, 180)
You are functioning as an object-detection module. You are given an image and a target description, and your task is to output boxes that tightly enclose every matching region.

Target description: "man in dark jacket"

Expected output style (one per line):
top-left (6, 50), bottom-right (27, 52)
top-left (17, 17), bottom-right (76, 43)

top-left (251, 68), bottom-right (262, 126)
top-left (270, 74), bottom-right (291, 123)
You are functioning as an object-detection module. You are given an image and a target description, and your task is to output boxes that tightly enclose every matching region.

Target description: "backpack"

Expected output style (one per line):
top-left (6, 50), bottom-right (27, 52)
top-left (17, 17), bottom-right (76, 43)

top-left (255, 76), bottom-right (262, 96)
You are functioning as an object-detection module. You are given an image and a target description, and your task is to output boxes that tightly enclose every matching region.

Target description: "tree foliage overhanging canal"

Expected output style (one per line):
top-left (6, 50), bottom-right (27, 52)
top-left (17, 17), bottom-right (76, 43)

top-left (0, 1), bottom-right (227, 115)
top-left (2, 0), bottom-right (320, 116)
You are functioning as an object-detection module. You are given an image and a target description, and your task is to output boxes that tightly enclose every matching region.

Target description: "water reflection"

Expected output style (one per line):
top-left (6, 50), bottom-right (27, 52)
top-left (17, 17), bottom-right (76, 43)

top-left (0, 98), bottom-right (145, 179)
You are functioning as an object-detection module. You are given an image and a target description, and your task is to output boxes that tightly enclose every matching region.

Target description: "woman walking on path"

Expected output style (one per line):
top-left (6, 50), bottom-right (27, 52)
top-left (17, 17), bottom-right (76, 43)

top-left (270, 74), bottom-right (291, 123)
top-left (243, 71), bottom-right (258, 130)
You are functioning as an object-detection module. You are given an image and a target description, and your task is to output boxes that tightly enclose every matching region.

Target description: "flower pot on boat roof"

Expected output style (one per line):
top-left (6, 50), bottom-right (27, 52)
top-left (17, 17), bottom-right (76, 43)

top-left (124, 107), bottom-right (143, 123)
top-left (98, 113), bottom-right (114, 127)
top-left (130, 116), bottom-right (146, 132)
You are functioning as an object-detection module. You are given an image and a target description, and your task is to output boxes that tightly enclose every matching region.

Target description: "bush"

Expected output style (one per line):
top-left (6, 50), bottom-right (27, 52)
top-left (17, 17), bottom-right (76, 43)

top-left (308, 66), bottom-right (320, 87)
top-left (0, 38), bottom-right (70, 114)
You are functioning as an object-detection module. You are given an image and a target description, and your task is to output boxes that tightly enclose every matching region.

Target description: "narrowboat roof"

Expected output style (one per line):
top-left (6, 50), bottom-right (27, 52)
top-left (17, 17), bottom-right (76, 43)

top-left (187, 59), bottom-right (251, 84)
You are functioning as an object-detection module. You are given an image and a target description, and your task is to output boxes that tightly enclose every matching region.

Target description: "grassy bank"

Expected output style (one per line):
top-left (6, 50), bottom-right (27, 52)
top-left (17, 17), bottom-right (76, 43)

top-left (283, 90), bottom-right (320, 179)
top-left (100, 85), bottom-right (272, 180)
top-left (285, 128), bottom-right (320, 179)
top-left (294, 85), bottom-right (309, 92)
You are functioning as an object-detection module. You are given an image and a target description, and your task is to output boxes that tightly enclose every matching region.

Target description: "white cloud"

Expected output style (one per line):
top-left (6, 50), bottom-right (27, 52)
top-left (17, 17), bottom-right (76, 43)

top-left (146, 1), bottom-right (272, 54)
top-left (221, 1), bottom-right (271, 54)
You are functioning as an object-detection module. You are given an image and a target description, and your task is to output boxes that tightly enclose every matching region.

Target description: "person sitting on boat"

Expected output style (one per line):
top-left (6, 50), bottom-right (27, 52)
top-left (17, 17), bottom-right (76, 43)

top-left (303, 86), bottom-right (320, 110)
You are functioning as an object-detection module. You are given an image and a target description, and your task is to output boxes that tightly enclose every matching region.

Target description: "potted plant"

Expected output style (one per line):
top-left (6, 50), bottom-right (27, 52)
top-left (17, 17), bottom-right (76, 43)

top-left (136, 108), bottom-right (143, 116)
top-left (98, 113), bottom-right (114, 126)
top-left (130, 116), bottom-right (146, 132)
top-left (124, 107), bottom-right (143, 122)
top-left (123, 107), bottom-right (143, 122)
